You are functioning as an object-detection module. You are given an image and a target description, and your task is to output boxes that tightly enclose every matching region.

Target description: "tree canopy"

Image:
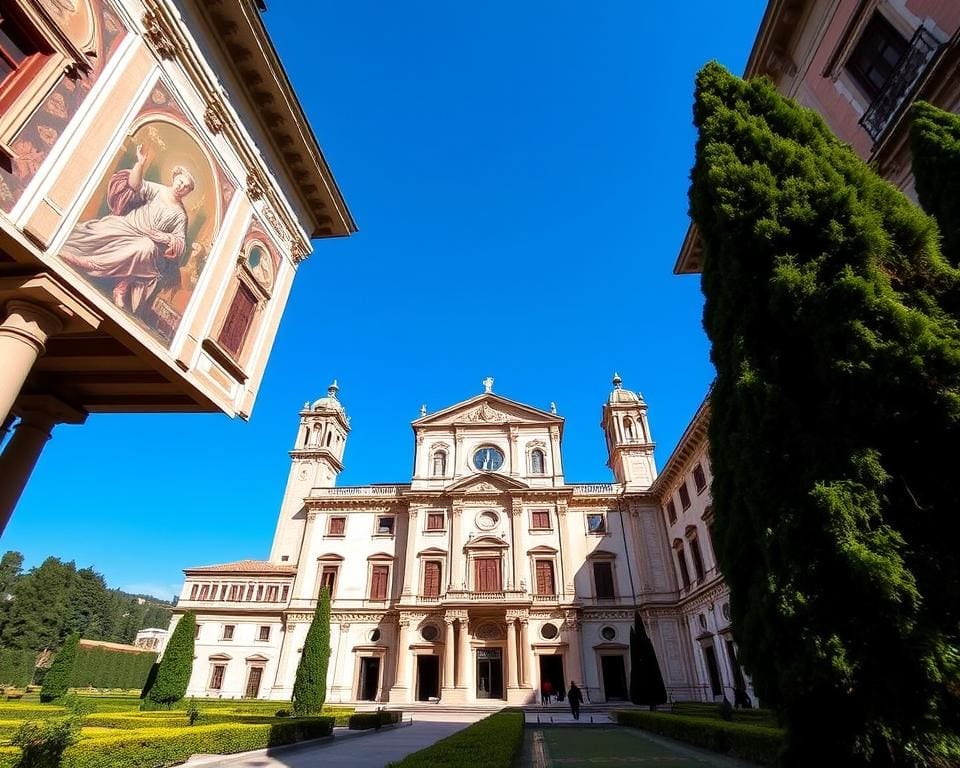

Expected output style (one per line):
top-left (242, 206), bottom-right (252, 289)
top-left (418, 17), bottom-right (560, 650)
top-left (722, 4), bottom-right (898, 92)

top-left (910, 101), bottom-right (960, 267)
top-left (689, 62), bottom-right (960, 766)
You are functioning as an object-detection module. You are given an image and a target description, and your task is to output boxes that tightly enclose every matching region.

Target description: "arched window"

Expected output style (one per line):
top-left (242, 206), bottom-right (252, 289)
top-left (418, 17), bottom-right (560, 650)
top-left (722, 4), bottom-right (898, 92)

top-left (432, 450), bottom-right (447, 477)
top-left (530, 449), bottom-right (545, 474)
top-left (623, 417), bottom-right (635, 440)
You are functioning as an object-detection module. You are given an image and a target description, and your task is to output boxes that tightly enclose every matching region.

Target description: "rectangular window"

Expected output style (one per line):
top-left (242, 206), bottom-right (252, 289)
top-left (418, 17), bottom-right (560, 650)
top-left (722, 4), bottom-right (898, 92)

top-left (693, 464), bottom-right (707, 493)
top-left (666, 499), bottom-right (677, 524)
top-left (209, 664), bottom-right (226, 690)
top-left (222, 624), bottom-right (235, 641)
top-left (426, 512), bottom-right (445, 531)
top-left (847, 13), bottom-right (909, 101)
top-left (217, 282), bottom-right (258, 357)
top-left (474, 557), bottom-right (501, 593)
top-left (281, 585), bottom-right (289, 602)
top-left (198, 585), bottom-right (209, 601)
top-left (0, 9), bottom-right (50, 112)
top-left (422, 561), bottom-right (442, 598)
top-left (320, 565), bottom-right (338, 595)
top-left (535, 560), bottom-right (556, 596)
top-left (676, 547), bottom-right (691, 589)
top-left (678, 481), bottom-right (691, 510)
top-left (256, 584), bottom-right (264, 601)
top-left (376, 516), bottom-right (395, 535)
top-left (587, 513), bottom-right (606, 534)
top-left (327, 516), bottom-right (346, 536)
top-left (530, 509), bottom-right (551, 529)
top-left (195, 624), bottom-right (202, 640)
top-left (689, 536), bottom-right (706, 583)
top-left (245, 584), bottom-right (255, 601)
top-left (189, 584), bottom-right (198, 600)
top-left (265, 585), bottom-right (279, 602)
top-left (220, 584), bottom-right (228, 601)
top-left (593, 561), bottom-right (615, 599)
top-left (258, 625), bottom-right (271, 642)
top-left (370, 565), bottom-right (389, 600)
top-left (228, 584), bottom-right (242, 601)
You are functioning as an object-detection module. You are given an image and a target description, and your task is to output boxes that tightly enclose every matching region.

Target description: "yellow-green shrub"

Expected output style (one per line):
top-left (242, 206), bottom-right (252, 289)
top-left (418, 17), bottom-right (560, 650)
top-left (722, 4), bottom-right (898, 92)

top-left (387, 711), bottom-right (522, 768)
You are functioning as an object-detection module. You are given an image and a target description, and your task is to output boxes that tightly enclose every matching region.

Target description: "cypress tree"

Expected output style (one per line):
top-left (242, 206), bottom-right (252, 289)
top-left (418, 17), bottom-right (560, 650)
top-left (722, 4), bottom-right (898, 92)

top-left (145, 612), bottom-right (196, 707)
top-left (629, 611), bottom-right (667, 709)
top-left (292, 586), bottom-right (331, 717)
top-left (690, 61), bottom-right (960, 766)
top-left (910, 101), bottom-right (960, 267)
top-left (40, 633), bottom-right (80, 702)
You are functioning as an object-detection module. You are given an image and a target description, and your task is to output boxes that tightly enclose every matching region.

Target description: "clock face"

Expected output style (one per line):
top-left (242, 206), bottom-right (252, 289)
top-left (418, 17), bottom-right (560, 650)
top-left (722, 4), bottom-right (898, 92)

top-left (473, 446), bottom-right (504, 471)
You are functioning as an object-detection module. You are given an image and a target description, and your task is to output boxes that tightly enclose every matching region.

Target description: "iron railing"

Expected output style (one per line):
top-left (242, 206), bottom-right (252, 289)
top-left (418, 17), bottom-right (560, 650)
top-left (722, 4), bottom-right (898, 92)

top-left (860, 26), bottom-right (941, 141)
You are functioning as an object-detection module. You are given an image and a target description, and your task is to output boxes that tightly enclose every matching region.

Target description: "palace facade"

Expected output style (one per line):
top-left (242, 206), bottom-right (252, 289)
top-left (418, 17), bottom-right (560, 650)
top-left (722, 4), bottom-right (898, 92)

top-left (174, 378), bottom-right (748, 706)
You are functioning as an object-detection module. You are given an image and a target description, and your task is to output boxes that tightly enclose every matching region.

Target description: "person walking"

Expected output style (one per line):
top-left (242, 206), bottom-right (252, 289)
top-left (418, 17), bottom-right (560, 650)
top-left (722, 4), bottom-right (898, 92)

top-left (567, 681), bottom-right (583, 720)
top-left (541, 679), bottom-right (553, 705)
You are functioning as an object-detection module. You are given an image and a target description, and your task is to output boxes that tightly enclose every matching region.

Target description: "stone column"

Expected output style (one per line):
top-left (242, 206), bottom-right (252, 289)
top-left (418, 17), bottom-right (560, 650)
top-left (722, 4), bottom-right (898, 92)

top-left (564, 611), bottom-right (585, 697)
top-left (459, 618), bottom-right (473, 694)
top-left (402, 509), bottom-right (419, 599)
top-left (506, 617), bottom-right (519, 690)
top-left (509, 426), bottom-right (520, 477)
top-left (509, 498), bottom-right (522, 589)
top-left (519, 617), bottom-right (531, 687)
top-left (0, 410), bottom-right (56, 536)
top-left (443, 616), bottom-right (456, 692)
top-left (0, 301), bottom-right (63, 427)
top-left (557, 501), bottom-right (572, 599)
top-left (449, 505), bottom-right (462, 589)
top-left (391, 618), bottom-right (412, 701)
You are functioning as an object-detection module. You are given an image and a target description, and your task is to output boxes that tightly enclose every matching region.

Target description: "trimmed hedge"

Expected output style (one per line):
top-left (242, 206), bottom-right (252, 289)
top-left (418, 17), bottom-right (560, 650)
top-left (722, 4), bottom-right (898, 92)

top-left (386, 710), bottom-right (523, 768)
top-left (0, 650), bottom-right (37, 688)
top-left (0, 747), bottom-right (18, 768)
top-left (70, 646), bottom-right (157, 690)
top-left (59, 717), bottom-right (334, 768)
top-left (614, 710), bottom-right (783, 766)
top-left (348, 710), bottom-right (402, 730)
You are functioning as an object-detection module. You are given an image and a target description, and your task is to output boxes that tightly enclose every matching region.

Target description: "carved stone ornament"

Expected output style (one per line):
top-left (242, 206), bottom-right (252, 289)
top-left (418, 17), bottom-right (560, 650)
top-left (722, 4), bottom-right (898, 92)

top-left (526, 439), bottom-right (547, 449)
top-left (246, 171), bottom-right (265, 201)
top-left (429, 441), bottom-right (451, 452)
top-left (204, 102), bottom-right (225, 134)
top-left (142, 11), bottom-right (176, 60)
top-left (285, 613), bottom-right (315, 624)
top-left (462, 403), bottom-right (509, 423)
top-left (474, 622), bottom-right (503, 640)
top-left (468, 481), bottom-right (498, 493)
top-left (290, 241), bottom-right (308, 264)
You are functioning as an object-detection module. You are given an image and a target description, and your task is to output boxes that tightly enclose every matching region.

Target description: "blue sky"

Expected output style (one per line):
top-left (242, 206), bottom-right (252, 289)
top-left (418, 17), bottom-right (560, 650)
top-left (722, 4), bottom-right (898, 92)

top-left (3, 1), bottom-right (766, 600)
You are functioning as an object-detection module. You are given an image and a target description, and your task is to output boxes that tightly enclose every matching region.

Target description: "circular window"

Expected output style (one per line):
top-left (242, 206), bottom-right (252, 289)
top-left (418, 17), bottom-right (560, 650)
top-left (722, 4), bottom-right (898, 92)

top-left (369, 629), bottom-right (381, 642)
top-left (476, 510), bottom-right (499, 530)
top-left (421, 625), bottom-right (440, 642)
top-left (600, 626), bottom-right (617, 641)
top-left (473, 446), bottom-right (504, 471)
top-left (721, 603), bottom-right (731, 621)
top-left (540, 622), bottom-right (559, 640)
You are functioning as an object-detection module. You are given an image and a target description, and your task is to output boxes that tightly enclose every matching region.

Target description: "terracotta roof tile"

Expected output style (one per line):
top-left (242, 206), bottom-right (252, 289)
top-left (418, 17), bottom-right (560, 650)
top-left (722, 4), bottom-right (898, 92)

top-left (183, 559), bottom-right (297, 575)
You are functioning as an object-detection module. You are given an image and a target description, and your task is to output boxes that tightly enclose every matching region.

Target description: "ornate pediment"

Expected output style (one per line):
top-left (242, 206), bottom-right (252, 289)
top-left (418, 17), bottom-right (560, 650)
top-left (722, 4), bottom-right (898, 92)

top-left (445, 472), bottom-right (527, 494)
top-left (462, 403), bottom-right (510, 423)
top-left (414, 394), bottom-right (563, 428)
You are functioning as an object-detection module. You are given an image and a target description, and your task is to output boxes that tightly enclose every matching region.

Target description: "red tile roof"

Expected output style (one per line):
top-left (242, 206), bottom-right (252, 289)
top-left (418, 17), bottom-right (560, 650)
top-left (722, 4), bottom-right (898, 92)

top-left (183, 559), bottom-right (297, 575)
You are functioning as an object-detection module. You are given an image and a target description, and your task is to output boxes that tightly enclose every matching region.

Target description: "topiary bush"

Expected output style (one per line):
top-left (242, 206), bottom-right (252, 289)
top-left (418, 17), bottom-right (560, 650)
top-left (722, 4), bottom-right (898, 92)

top-left (292, 587), bottom-right (330, 717)
top-left (40, 634), bottom-right (80, 703)
top-left (348, 710), bottom-right (401, 730)
top-left (144, 613), bottom-right (195, 708)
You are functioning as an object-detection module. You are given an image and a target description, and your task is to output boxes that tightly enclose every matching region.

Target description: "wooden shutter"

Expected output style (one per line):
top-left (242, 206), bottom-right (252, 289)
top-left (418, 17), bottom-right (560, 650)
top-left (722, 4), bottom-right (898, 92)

top-left (535, 560), bottom-right (555, 595)
top-left (423, 561), bottom-right (441, 597)
top-left (321, 566), bottom-right (337, 593)
top-left (218, 283), bottom-right (257, 356)
top-left (593, 562), bottom-right (615, 598)
top-left (329, 517), bottom-right (345, 535)
top-left (370, 565), bottom-right (389, 600)
top-left (531, 510), bottom-right (549, 529)
top-left (427, 512), bottom-right (444, 530)
top-left (475, 558), bottom-right (501, 592)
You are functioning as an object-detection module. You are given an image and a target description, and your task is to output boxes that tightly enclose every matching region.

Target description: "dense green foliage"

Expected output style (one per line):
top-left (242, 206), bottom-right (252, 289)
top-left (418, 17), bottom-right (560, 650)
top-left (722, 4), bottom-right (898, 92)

top-left (0, 649), bottom-right (37, 688)
top-left (629, 611), bottom-right (667, 708)
top-left (10, 717), bottom-right (80, 768)
top-left (615, 709), bottom-right (783, 766)
top-left (386, 710), bottom-right (523, 768)
top-left (348, 710), bottom-right (402, 730)
top-left (40, 634), bottom-right (80, 703)
top-left (292, 586), bottom-right (330, 717)
top-left (145, 614), bottom-right (195, 707)
top-left (689, 62), bottom-right (960, 766)
top-left (0, 552), bottom-right (172, 659)
top-left (69, 646), bottom-right (156, 690)
top-left (911, 102), bottom-right (960, 267)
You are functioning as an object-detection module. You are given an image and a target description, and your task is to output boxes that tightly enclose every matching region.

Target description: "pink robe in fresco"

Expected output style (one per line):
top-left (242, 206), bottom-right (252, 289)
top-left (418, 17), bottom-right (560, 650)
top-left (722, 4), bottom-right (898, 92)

top-left (61, 171), bottom-right (187, 312)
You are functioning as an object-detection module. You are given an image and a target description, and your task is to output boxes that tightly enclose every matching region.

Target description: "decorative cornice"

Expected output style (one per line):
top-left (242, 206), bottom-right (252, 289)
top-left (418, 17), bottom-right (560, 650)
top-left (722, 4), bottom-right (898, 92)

top-left (142, 10), bottom-right (176, 60)
top-left (203, 101), bottom-right (225, 134)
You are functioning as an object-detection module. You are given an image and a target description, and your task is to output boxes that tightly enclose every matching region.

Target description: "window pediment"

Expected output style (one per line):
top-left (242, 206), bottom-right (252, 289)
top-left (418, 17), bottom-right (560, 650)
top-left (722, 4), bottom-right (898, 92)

top-left (317, 553), bottom-right (345, 561)
top-left (465, 535), bottom-right (509, 549)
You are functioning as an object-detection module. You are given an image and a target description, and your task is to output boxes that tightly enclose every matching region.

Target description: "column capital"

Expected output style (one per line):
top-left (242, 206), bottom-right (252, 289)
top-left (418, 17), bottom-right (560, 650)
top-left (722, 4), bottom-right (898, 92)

top-left (1, 300), bottom-right (64, 353)
top-left (13, 394), bottom-right (86, 426)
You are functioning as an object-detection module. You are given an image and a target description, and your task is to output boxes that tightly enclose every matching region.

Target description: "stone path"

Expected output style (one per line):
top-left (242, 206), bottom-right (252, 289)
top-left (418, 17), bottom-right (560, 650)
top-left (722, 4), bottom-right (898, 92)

top-left (532, 725), bottom-right (758, 767)
top-left (183, 714), bottom-right (480, 768)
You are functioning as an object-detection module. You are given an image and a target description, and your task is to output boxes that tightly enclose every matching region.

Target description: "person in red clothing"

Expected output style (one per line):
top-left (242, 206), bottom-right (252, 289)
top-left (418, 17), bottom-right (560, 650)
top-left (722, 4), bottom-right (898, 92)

top-left (541, 679), bottom-right (553, 705)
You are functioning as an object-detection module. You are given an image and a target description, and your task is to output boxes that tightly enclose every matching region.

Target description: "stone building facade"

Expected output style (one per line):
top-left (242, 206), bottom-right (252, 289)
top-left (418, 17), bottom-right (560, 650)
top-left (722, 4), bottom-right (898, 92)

top-left (0, 0), bottom-right (355, 531)
top-left (174, 378), bottom-right (749, 706)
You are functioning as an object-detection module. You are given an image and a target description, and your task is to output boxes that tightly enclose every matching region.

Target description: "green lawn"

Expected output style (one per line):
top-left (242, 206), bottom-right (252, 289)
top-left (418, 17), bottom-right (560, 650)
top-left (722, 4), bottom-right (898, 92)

top-left (542, 726), bottom-right (750, 766)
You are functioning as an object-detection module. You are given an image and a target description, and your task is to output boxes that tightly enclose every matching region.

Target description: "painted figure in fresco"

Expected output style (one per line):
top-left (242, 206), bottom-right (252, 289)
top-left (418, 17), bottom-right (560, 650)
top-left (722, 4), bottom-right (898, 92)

top-left (60, 143), bottom-right (195, 313)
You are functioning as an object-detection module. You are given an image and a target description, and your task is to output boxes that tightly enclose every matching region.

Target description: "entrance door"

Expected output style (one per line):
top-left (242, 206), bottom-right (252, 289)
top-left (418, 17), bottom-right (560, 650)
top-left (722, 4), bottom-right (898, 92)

top-left (703, 644), bottom-right (723, 698)
top-left (538, 655), bottom-right (565, 701)
top-left (359, 657), bottom-right (380, 701)
top-left (476, 648), bottom-right (504, 699)
top-left (600, 655), bottom-right (628, 701)
top-left (244, 666), bottom-right (264, 698)
top-left (416, 656), bottom-right (440, 701)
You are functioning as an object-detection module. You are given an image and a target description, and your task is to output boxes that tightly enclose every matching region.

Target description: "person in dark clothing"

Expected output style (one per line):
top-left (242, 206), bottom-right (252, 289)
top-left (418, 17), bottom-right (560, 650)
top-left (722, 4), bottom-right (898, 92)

top-left (567, 681), bottom-right (583, 720)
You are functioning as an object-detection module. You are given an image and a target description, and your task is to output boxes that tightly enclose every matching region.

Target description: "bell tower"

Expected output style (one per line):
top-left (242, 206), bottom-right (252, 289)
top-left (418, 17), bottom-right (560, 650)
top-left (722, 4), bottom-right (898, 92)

top-left (601, 373), bottom-right (656, 489)
top-left (269, 381), bottom-right (350, 564)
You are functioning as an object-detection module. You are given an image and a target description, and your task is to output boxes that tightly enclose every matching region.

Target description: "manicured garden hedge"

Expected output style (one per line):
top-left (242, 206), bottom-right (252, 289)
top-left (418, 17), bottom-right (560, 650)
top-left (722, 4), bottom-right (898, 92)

top-left (70, 646), bottom-right (157, 691)
top-left (348, 710), bottom-right (402, 730)
top-left (614, 710), bottom-right (783, 766)
top-left (0, 649), bottom-right (37, 688)
top-left (386, 710), bottom-right (523, 768)
top-left (59, 717), bottom-right (335, 768)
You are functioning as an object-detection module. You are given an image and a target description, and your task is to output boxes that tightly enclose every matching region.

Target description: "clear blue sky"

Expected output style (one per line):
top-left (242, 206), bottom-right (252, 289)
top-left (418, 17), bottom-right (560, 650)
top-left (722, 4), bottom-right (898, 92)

top-left (3, 1), bottom-right (766, 600)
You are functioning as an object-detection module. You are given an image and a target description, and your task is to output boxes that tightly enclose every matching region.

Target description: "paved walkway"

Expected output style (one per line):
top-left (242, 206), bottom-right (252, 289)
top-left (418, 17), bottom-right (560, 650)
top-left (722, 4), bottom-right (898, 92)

top-left (184, 714), bottom-right (480, 768)
top-left (530, 725), bottom-right (757, 767)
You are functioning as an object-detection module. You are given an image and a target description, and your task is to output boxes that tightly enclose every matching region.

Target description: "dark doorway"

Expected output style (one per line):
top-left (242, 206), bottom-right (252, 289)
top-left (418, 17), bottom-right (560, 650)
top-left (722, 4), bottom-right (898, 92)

top-left (416, 656), bottom-right (440, 701)
top-left (600, 655), bottom-right (628, 701)
top-left (703, 644), bottom-right (723, 697)
top-left (476, 648), bottom-right (504, 699)
top-left (538, 655), bottom-right (565, 700)
top-left (359, 657), bottom-right (380, 701)
top-left (244, 666), bottom-right (263, 698)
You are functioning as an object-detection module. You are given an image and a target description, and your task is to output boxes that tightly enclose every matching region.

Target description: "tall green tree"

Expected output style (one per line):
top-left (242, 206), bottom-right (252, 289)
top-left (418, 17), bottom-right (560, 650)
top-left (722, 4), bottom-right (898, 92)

top-left (629, 612), bottom-right (667, 709)
top-left (690, 62), bottom-right (960, 766)
top-left (1, 558), bottom-right (76, 651)
top-left (910, 101), bottom-right (960, 267)
top-left (145, 612), bottom-right (196, 707)
top-left (40, 632), bottom-right (80, 702)
top-left (292, 586), bottom-right (331, 716)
